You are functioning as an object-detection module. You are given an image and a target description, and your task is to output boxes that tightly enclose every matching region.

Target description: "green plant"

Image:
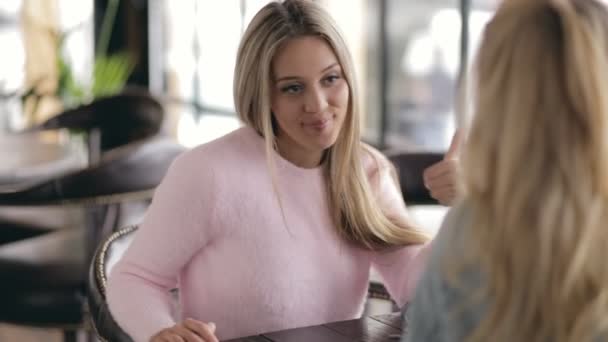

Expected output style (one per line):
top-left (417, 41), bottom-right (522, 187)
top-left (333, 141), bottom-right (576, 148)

top-left (58, 0), bottom-right (133, 105)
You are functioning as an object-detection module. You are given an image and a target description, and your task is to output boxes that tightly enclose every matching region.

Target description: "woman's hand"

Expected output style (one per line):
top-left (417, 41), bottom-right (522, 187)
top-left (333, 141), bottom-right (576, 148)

top-left (423, 131), bottom-right (463, 206)
top-left (150, 319), bottom-right (218, 342)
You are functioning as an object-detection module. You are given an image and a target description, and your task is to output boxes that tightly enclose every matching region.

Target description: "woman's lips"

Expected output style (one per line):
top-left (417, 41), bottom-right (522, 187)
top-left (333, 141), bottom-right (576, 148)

top-left (308, 118), bottom-right (329, 130)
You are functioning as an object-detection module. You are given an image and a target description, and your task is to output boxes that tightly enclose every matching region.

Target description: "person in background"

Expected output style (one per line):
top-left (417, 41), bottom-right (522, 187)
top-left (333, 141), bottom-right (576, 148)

top-left (106, 0), bottom-right (459, 341)
top-left (405, 0), bottom-right (608, 341)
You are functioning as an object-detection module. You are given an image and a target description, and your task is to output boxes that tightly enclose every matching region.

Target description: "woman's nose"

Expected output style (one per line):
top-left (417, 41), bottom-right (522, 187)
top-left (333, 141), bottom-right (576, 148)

top-left (303, 87), bottom-right (328, 113)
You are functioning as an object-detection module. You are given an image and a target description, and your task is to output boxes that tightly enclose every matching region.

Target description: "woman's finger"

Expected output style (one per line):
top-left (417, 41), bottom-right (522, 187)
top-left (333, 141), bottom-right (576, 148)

top-left (184, 319), bottom-right (218, 342)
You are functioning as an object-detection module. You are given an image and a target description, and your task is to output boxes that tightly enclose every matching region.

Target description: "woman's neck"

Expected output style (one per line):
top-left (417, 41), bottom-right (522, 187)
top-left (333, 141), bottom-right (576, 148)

top-left (276, 135), bottom-right (323, 169)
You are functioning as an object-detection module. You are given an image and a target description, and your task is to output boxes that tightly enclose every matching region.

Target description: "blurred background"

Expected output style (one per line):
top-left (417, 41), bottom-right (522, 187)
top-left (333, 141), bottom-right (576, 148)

top-left (0, 0), bottom-right (497, 151)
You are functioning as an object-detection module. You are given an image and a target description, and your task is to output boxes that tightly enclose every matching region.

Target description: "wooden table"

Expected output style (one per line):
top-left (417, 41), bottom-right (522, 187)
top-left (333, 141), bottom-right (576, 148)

top-left (226, 312), bottom-right (405, 342)
top-left (0, 130), bottom-right (85, 186)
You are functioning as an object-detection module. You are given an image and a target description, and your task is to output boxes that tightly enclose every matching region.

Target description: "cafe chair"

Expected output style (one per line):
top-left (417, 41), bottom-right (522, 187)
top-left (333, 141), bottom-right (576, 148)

top-left (0, 227), bottom-right (87, 342)
top-left (29, 88), bottom-right (164, 152)
top-left (0, 130), bottom-right (88, 246)
top-left (0, 138), bottom-right (185, 342)
top-left (0, 218), bottom-right (53, 245)
top-left (88, 224), bottom-right (137, 342)
top-left (1, 91), bottom-right (164, 247)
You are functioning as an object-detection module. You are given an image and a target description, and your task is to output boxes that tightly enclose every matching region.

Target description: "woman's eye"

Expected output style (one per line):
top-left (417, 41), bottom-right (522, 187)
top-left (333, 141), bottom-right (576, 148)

top-left (281, 84), bottom-right (303, 94)
top-left (324, 75), bottom-right (341, 85)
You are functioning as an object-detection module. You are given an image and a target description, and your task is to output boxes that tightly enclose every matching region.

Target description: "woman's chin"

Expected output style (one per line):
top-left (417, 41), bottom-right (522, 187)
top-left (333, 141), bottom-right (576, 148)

top-left (310, 133), bottom-right (339, 151)
top-left (298, 125), bottom-right (342, 153)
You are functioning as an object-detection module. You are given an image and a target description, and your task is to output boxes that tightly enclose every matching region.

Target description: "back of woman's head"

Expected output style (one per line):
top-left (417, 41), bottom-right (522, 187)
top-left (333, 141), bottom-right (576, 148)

top-left (461, 0), bottom-right (608, 341)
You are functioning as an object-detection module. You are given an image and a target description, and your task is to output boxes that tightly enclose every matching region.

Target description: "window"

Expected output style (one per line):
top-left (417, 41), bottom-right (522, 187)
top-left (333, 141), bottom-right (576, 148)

top-left (375, 0), bottom-right (494, 151)
top-left (0, 1), bottom-right (25, 131)
top-left (383, 0), bottom-right (460, 151)
top-left (159, 0), bottom-right (272, 147)
top-left (0, 0), bottom-right (93, 131)
top-left (156, 0), bottom-right (495, 150)
top-left (158, 0), bottom-right (370, 147)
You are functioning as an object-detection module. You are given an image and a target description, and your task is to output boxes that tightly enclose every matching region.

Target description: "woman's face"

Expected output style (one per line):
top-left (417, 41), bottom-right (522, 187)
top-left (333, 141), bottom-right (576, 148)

top-left (270, 36), bottom-right (349, 168)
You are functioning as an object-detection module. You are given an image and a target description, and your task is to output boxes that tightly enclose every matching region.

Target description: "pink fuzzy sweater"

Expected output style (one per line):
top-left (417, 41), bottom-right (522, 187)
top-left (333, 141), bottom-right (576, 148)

top-left (107, 127), bottom-right (432, 341)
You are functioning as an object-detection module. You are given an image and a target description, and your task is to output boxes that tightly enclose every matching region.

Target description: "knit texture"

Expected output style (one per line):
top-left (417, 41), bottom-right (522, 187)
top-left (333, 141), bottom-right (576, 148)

top-left (107, 126), bottom-right (432, 341)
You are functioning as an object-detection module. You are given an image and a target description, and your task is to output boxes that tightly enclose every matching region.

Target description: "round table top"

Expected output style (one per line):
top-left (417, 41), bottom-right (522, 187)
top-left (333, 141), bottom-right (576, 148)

top-left (0, 131), bottom-right (86, 186)
top-left (0, 136), bottom-right (185, 206)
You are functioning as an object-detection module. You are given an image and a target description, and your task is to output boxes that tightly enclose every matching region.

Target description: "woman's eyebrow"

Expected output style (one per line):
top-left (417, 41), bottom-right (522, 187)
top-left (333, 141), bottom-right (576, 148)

top-left (274, 62), bottom-right (340, 83)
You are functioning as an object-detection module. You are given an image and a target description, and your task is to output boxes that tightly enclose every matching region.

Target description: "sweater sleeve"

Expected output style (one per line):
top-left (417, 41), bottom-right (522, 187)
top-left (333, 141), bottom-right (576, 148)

top-left (106, 151), bottom-right (217, 342)
top-left (367, 154), bottom-right (435, 307)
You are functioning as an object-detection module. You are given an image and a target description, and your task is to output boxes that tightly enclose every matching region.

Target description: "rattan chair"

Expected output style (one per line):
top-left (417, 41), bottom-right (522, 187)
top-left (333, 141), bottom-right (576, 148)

top-left (88, 225), bottom-right (138, 342)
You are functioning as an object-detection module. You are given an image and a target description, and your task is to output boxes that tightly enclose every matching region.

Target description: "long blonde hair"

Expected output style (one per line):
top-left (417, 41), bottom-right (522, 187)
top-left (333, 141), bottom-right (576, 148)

top-left (233, 0), bottom-right (430, 249)
top-left (461, 0), bottom-right (608, 340)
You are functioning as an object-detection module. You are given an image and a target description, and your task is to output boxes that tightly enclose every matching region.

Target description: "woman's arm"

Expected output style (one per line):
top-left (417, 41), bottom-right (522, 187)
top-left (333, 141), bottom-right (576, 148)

top-left (366, 154), bottom-right (436, 306)
top-left (371, 241), bottom-right (433, 307)
top-left (106, 151), bottom-right (217, 342)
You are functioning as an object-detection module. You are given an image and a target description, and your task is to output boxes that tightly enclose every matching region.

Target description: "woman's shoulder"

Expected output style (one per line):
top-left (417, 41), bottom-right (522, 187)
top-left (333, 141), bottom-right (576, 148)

top-left (424, 201), bottom-right (476, 281)
top-left (175, 126), bottom-right (264, 170)
top-left (188, 125), bottom-right (257, 155)
top-left (413, 200), bottom-right (476, 298)
top-left (158, 127), bottom-right (256, 188)
top-left (434, 201), bottom-right (473, 252)
top-left (405, 201), bottom-right (481, 342)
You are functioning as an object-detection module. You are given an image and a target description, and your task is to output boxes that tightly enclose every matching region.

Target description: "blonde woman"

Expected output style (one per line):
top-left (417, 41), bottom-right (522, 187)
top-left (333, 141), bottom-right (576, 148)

top-left (406, 0), bottom-right (608, 341)
top-left (105, 1), bottom-right (456, 341)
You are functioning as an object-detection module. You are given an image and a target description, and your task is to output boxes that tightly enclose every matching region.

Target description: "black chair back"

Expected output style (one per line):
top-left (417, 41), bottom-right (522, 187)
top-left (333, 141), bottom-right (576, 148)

top-left (385, 151), bottom-right (443, 205)
top-left (33, 89), bottom-right (164, 151)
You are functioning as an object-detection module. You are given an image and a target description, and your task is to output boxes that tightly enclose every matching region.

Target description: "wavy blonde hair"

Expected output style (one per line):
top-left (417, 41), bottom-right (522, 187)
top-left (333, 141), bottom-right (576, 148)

top-left (233, 0), bottom-right (430, 249)
top-left (461, 0), bottom-right (608, 340)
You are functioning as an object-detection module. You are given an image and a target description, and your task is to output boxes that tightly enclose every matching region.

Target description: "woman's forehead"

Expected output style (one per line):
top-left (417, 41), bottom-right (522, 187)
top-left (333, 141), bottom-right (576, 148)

top-left (272, 36), bottom-right (341, 79)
